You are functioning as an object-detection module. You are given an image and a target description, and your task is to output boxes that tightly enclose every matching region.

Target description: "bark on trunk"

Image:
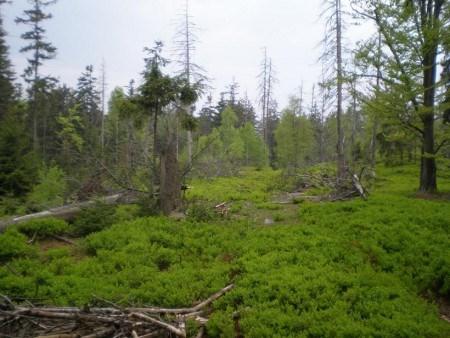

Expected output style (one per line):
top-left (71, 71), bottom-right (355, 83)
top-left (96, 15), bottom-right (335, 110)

top-left (420, 117), bottom-right (437, 192)
top-left (419, 23), bottom-right (439, 192)
top-left (159, 133), bottom-right (181, 215)
top-left (336, 0), bottom-right (346, 183)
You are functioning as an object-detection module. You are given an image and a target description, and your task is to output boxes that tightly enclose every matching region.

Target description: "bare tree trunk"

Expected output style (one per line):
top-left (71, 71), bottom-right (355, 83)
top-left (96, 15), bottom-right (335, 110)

top-left (100, 61), bottom-right (106, 156)
top-left (336, 0), bottom-right (345, 182)
top-left (152, 107), bottom-right (160, 188)
top-left (370, 32), bottom-right (382, 168)
top-left (186, 107), bottom-right (193, 167)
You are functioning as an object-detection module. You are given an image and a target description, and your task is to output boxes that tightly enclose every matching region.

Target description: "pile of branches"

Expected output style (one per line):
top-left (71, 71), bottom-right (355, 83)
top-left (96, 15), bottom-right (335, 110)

top-left (0, 285), bottom-right (234, 338)
top-left (294, 167), bottom-right (371, 201)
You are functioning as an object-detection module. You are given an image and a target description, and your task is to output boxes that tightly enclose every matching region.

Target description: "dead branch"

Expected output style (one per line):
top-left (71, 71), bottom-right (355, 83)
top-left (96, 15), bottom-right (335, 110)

top-left (130, 313), bottom-right (186, 337)
top-left (128, 284), bottom-right (234, 314)
top-left (50, 235), bottom-right (76, 245)
top-left (0, 284), bottom-right (234, 338)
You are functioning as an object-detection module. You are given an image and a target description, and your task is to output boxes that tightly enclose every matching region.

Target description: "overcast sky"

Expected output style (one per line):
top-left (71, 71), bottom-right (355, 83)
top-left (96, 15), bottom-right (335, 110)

top-left (3, 0), bottom-right (372, 114)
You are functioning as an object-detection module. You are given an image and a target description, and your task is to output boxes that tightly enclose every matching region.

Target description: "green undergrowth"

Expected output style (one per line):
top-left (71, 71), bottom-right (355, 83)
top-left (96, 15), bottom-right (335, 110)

top-left (187, 167), bottom-right (280, 203)
top-left (0, 165), bottom-right (449, 337)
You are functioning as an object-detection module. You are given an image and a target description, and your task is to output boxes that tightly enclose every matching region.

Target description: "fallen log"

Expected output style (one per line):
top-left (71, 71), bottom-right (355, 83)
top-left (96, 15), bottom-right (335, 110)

top-left (0, 192), bottom-right (139, 233)
top-left (0, 284), bottom-right (234, 338)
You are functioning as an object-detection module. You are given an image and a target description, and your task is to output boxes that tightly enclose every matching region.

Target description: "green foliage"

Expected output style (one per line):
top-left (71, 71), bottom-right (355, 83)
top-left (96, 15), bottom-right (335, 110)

top-left (72, 202), bottom-right (116, 237)
top-left (187, 201), bottom-right (218, 222)
top-left (0, 229), bottom-right (35, 262)
top-left (17, 218), bottom-right (69, 238)
top-left (0, 196), bottom-right (27, 217)
top-left (114, 204), bottom-right (141, 223)
top-left (0, 3), bottom-right (14, 116)
top-left (240, 122), bottom-right (267, 168)
top-left (27, 165), bottom-right (67, 211)
top-left (275, 110), bottom-right (314, 168)
top-left (187, 168), bottom-right (279, 203)
top-left (139, 42), bottom-right (179, 114)
top-left (0, 167), bottom-right (449, 337)
top-left (219, 107), bottom-right (245, 161)
top-left (0, 114), bottom-right (37, 199)
top-left (57, 106), bottom-right (84, 153)
top-left (195, 108), bottom-right (268, 176)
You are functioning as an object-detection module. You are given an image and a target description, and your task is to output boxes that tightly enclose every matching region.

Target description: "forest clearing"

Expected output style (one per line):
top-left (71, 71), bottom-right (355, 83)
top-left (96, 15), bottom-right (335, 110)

top-left (1, 166), bottom-right (450, 337)
top-left (1, 0), bottom-right (450, 337)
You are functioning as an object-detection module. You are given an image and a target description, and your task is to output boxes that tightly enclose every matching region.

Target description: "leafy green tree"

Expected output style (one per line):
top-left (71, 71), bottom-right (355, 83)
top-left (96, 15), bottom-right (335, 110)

top-left (195, 107), bottom-right (249, 176)
top-left (240, 122), bottom-right (267, 167)
top-left (353, 0), bottom-right (449, 192)
top-left (275, 110), bottom-right (314, 169)
top-left (57, 105), bottom-right (84, 169)
top-left (0, 0), bottom-right (15, 117)
top-left (27, 165), bottom-right (67, 210)
top-left (218, 107), bottom-right (244, 163)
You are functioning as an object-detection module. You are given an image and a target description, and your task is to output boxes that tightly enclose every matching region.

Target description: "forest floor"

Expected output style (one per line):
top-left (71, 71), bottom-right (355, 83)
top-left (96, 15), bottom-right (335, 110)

top-left (0, 165), bottom-right (450, 337)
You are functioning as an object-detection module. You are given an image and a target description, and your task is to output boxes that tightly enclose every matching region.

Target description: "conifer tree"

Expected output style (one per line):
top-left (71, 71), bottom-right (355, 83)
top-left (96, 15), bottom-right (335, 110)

top-left (77, 65), bottom-right (101, 128)
top-left (0, 114), bottom-right (37, 198)
top-left (0, 0), bottom-right (14, 118)
top-left (16, 0), bottom-right (57, 151)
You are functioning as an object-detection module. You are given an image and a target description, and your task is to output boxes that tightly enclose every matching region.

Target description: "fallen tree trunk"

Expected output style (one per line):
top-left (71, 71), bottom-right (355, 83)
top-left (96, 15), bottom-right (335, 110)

top-left (0, 192), bottom-right (139, 233)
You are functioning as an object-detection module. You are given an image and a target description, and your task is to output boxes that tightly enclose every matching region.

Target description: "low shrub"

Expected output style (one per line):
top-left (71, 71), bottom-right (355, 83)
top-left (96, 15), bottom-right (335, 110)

top-left (17, 218), bottom-right (69, 238)
top-left (72, 202), bottom-right (116, 237)
top-left (0, 166), bottom-right (449, 337)
top-left (114, 204), bottom-right (141, 223)
top-left (27, 166), bottom-right (67, 211)
top-left (187, 202), bottom-right (218, 222)
top-left (0, 229), bottom-right (35, 262)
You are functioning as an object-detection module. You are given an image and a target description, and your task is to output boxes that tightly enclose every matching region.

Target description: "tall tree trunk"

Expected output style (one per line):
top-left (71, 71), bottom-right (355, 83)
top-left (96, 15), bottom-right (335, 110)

top-left (160, 132), bottom-right (181, 215)
top-left (152, 107), bottom-right (159, 188)
top-left (419, 1), bottom-right (441, 193)
top-left (420, 112), bottom-right (437, 192)
top-left (371, 32), bottom-right (382, 168)
top-left (336, 0), bottom-right (345, 182)
top-left (186, 105), bottom-right (193, 167)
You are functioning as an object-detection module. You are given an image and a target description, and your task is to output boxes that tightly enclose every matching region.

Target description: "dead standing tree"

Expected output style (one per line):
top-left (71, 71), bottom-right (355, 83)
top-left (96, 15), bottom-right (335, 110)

top-left (258, 48), bottom-right (278, 164)
top-left (173, 0), bottom-right (207, 167)
top-left (321, 0), bottom-right (346, 184)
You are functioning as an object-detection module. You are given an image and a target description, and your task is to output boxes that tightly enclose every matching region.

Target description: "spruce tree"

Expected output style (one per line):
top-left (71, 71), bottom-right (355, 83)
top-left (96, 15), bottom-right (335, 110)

top-left (76, 65), bottom-right (101, 128)
top-left (0, 0), bottom-right (15, 117)
top-left (0, 114), bottom-right (37, 198)
top-left (16, 0), bottom-right (57, 151)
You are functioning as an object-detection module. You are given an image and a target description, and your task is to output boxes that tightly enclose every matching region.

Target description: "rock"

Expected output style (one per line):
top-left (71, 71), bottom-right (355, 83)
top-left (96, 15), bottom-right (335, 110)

top-left (264, 218), bottom-right (274, 225)
top-left (169, 211), bottom-right (186, 221)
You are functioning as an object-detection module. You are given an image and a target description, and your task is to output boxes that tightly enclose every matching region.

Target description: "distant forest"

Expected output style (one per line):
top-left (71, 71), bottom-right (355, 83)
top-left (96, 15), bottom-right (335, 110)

top-left (0, 0), bottom-right (449, 216)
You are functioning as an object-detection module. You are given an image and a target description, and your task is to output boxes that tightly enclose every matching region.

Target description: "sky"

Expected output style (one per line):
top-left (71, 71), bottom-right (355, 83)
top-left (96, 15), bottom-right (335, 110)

top-left (2, 0), bottom-right (373, 114)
